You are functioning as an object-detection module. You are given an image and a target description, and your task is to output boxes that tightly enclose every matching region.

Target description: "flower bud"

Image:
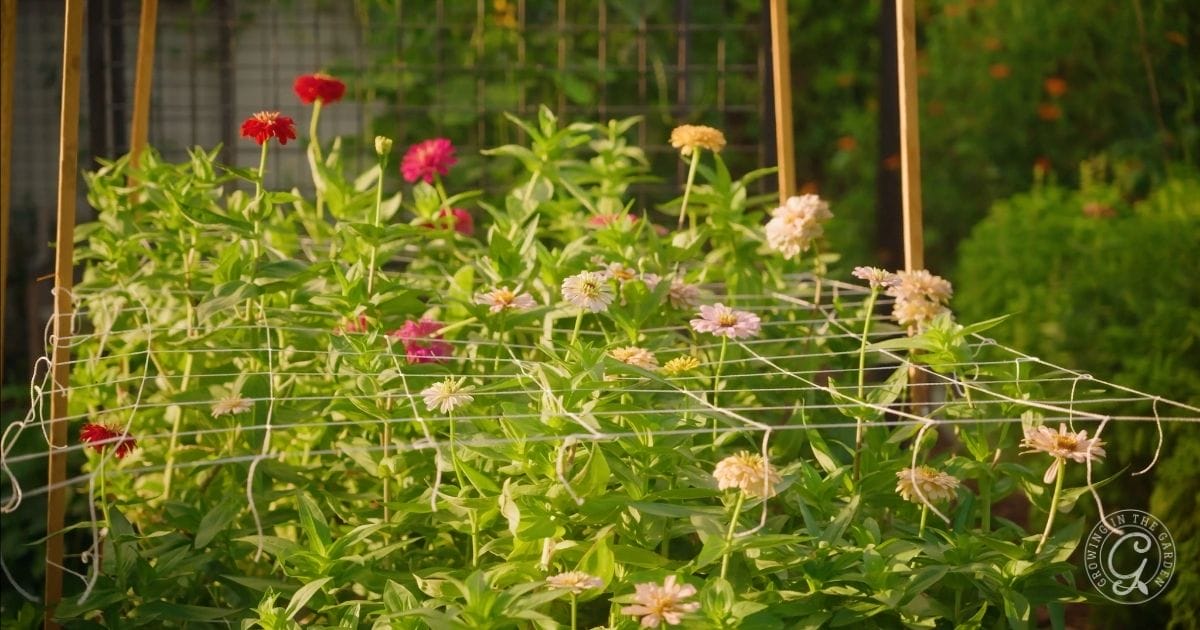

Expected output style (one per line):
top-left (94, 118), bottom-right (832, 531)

top-left (375, 136), bottom-right (394, 157)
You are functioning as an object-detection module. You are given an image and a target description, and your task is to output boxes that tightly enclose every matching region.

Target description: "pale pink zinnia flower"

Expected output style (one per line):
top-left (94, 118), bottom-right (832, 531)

top-left (1021, 423), bottom-right (1106, 483)
top-left (690, 303), bottom-right (761, 339)
top-left (390, 319), bottom-right (452, 364)
top-left (474, 287), bottom-right (537, 313)
top-left (545, 571), bottom-right (604, 594)
top-left (713, 451), bottom-right (780, 498)
top-left (602, 262), bottom-right (639, 284)
top-left (886, 269), bottom-right (953, 329)
top-left (852, 266), bottom-right (895, 290)
top-left (400, 137), bottom-right (457, 183)
top-left (561, 271), bottom-right (615, 313)
top-left (621, 575), bottom-right (700, 627)
top-left (895, 466), bottom-right (960, 503)
top-left (667, 278), bottom-right (702, 309)
top-left (610, 346), bottom-right (659, 370)
top-left (421, 378), bottom-right (474, 414)
top-left (764, 194), bottom-right (832, 260)
top-left (212, 395), bottom-right (254, 418)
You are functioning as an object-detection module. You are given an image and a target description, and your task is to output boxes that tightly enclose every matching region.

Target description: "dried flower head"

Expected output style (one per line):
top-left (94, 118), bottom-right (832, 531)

top-left (212, 395), bottom-right (254, 418)
top-left (391, 319), bottom-right (452, 364)
top-left (293, 73), bottom-right (346, 105)
top-left (765, 194), bottom-right (833, 260)
top-left (475, 287), bottom-right (537, 313)
top-left (852, 266), bottom-right (896, 290)
top-left (1021, 423), bottom-right (1107, 483)
top-left (667, 279), bottom-right (702, 309)
top-left (690, 303), bottom-right (761, 339)
top-left (79, 423), bottom-right (137, 459)
top-left (713, 451), bottom-right (780, 498)
top-left (662, 355), bottom-right (701, 376)
top-left (670, 124), bottom-right (727, 156)
top-left (421, 377), bottom-right (474, 414)
top-left (240, 111), bottom-right (297, 146)
top-left (545, 571), bottom-right (604, 594)
top-left (895, 466), bottom-right (960, 504)
top-left (401, 138), bottom-right (457, 184)
top-left (621, 575), bottom-right (700, 627)
top-left (610, 346), bottom-right (659, 370)
top-left (561, 271), bottom-right (615, 313)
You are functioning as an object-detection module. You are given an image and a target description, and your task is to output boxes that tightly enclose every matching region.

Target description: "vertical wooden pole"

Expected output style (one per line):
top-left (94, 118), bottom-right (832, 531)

top-left (0, 0), bottom-right (16, 391)
top-left (128, 0), bottom-right (158, 167)
top-left (46, 1), bottom-right (85, 627)
top-left (895, 0), bottom-right (924, 271)
top-left (768, 0), bottom-right (795, 203)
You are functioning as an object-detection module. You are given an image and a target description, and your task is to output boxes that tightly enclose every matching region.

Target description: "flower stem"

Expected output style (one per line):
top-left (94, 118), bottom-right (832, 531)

top-left (309, 101), bottom-right (323, 160)
top-left (570, 594), bottom-right (578, 630)
top-left (719, 491), bottom-right (746, 580)
top-left (919, 503), bottom-right (929, 538)
top-left (853, 287), bottom-right (879, 481)
top-left (433, 173), bottom-right (450, 212)
top-left (677, 150), bottom-right (701, 230)
top-left (712, 336), bottom-right (728, 445)
top-left (367, 152), bottom-right (389, 294)
top-left (570, 311), bottom-right (584, 345)
top-left (1036, 458), bottom-right (1065, 554)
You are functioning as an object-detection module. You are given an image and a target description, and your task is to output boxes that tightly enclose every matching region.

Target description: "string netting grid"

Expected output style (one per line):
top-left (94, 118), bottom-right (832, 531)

top-left (2, 276), bottom-right (1197, 603)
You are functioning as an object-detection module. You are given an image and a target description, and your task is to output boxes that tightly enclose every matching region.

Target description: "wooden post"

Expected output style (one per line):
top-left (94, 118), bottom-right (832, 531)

top-left (128, 0), bottom-right (158, 167)
top-left (768, 0), bottom-right (795, 203)
top-left (46, 1), bottom-right (85, 627)
top-left (0, 0), bottom-right (16, 391)
top-left (895, 0), bottom-right (923, 271)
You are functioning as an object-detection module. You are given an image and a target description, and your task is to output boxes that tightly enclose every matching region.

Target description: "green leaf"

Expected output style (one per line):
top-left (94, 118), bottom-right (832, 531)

top-left (131, 601), bottom-right (235, 622)
top-left (284, 577), bottom-right (332, 620)
top-left (296, 492), bottom-right (331, 555)
top-left (195, 496), bottom-right (242, 549)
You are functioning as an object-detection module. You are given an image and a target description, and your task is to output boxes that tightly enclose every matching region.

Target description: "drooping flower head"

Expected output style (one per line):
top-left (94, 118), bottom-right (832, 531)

top-left (621, 575), bottom-right (700, 627)
top-left (293, 73), bottom-right (346, 105)
top-left (690, 303), bottom-right (761, 339)
top-left (669, 124), bottom-right (726, 156)
top-left (545, 571), bottom-right (604, 594)
top-left (713, 451), bottom-right (780, 498)
top-left (421, 377), bottom-right (474, 414)
top-left (212, 395), bottom-right (254, 418)
top-left (561, 271), bottom-right (615, 313)
top-left (240, 111), bottom-right (297, 146)
top-left (79, 423), bottom-right (137, 459)
top-left (475, 287), bottom-right (537, 313)
top-left (401, 138), bottom-right (457, 184)
top-left (1021, 423), bottom-right (1106, 483)
top-left (423, 208), bottom-right (474, 236)
top-left (662, 355), bottom-right (701, 376)
top-left (390, 319), bottom-right (452, 364)
top-left (895, 466), bottom-right (960, 504)
top-left (610, 346), bottom-right (659, 370)
top-left (852, 266), bottom-right (896, 290)
top-left (764, 194), bottom-right (833, 260)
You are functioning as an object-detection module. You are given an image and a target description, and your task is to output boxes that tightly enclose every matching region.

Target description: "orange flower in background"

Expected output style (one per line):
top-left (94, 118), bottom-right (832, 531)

top-left (1037, 103), bottom-right (1062, 121)
top-left (1043, 77), bottom-right (1068, 98)
top-left (927, 100), bottom-right (945, 117)
top-left (882, 154), bottom-right (901, 171)
top-left (240, 111), bottom-right (297, 145)
top-left (799, 181), bottom-right (820, 195)
top-left (1165, 31), bottom-right (1187, 47)
top-left (1033, 156), bottom-right (1053, 174)
top-left (981, 36), bottom-right (1003, 51)
top-left (293, 73), bottom-right (346, 105)
top-left (836, 136), bottom-right (857, 152)
top-left (988, 63), bottom-right (1011, 79)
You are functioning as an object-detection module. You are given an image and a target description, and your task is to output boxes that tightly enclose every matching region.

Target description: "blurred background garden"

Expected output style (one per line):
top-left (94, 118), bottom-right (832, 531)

top-left (2, 0), bottom-right (1197, 627)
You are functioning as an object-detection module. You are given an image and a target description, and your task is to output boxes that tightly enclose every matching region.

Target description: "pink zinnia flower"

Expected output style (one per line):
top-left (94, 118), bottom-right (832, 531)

top-left (390, 319), bottom-right (452, 364)
top-left (80, 423), bottom-right (137, 459)
top-left (293, 73), bottom-right (346, 105)
top-left (334, 313), bottom-right (369, 335)
top-left (587, 213), bottom-right (637, 229)
top-left (423, 208), bottom-right (474, 236)
top-left (690, 303), bottom-right (761, 339)
top-left (401, 138), bottom-right (457, 184)
top-left (240, 111), bottom-right (297, 146)
top-left (621, 575), bottom-right (700, 627)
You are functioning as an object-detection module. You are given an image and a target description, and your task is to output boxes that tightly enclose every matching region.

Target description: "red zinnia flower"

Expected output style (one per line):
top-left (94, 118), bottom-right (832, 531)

top-left (389, 319), bottom-right (452, 364)
top-left (293, 73), bottom-right (346, 105)
top-left (334, 313), bottom-right (369, 335)
top-left (401, 138), bottom-right (457, 184)
top-left (423, 208), bottom-right (474, 236)
top-left (240, 111), bottom-right (297, 146)
top-left (80, 423), bottom-right (137, 459)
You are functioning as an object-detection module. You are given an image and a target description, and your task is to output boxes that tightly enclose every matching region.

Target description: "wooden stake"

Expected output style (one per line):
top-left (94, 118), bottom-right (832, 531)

top-left (128, 0), bottom-right (157, 168)
top-left (0, 0), bottom-right (16, 391)
top-left (46, 1), bottom-right (85, 627)
top-left (895, 0), bottom-right (923, 271)
top-left (768, 0), bottom-right (795, 203)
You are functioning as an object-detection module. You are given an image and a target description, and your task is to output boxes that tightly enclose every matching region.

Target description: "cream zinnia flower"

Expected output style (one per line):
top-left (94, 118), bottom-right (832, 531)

top-left (545, 571), bottom-right (604, 594)
top-left (895, 466), bottom-right (960, 504)
top-left (421, 378), bottom-right (475, 414)
top-left (885, 269), bottom-right (953, 328)
top-left (1021, 423), bottom-right (1107, 483)
top-left (474, 287), bottom-right (537, 313)
top-left (669, 124), bottom-right (726, 156)
top-left (621, 575), bottom-right (700, 627)
top-left (667, 279), bottom-right (702, 309)
top-left (212, 395), bottom-right (253, 418)
top-left (713, 451), bottom-right (781, 498)
top-left (610, 346), bottom-right (659, 370)
top-left (662, 355), bottom-right (701, 376)
top-left (690, 303), bottom-right (761, 339)
top-left (561, 271), bottom-right (615, 313)
top-left (852, 266), bottom-right (895, 290)
top-left (764, 194), bottom-right (833, 260)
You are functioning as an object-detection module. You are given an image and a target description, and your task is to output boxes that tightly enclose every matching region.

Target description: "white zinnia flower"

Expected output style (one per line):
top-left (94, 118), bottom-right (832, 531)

top-left (561, 271), bottom-right (615, 313)
top-left (852, 266), bottom-right (896, 290)
top-left (621, 575), bottom-right (700, 627)
top-left (545, 571), bottom-right (604, 594)
top-left (212, 395), bottom-right (253, 418)
top-left (1021, 423), bottom-right (1106, 483)
top-left (474, 287), bottom-right (537, 313)
top-left (895, 466), bottom-right (960, 504)
top-left (610, 346), bottom-right (659, 370)
top-left (689, 303), bottom-right (761, 339)
top-left (713, 451), bottom-right (781, 498)
top-left (764, 194), bottom-right (833, 260)
top-left (421, 378), bottom-right (474, 414)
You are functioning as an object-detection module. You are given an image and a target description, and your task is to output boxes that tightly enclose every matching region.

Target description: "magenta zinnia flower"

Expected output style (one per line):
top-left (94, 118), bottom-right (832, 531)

top-left (390, 319), bottom-right (452, 364)
top-left (240, 111), bottom-right (297, 146)
top-left (80, 423), bottom-right (137, 459)
top-left (690, 303), bottom-right (761, 339)
top-left (401, 138), bottom-right (457, 184)
top-left (293, 73), bottom-right (346, 105)
top-left (423, 208), bottom-right (474, 236)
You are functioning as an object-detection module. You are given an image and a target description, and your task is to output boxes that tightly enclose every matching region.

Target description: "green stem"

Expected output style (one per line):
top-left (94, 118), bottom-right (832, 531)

top-left (712, 337), bottom-right (728, 445)
top-left (309, 100), bottom-right (323, 161)
top-left (522, 170), bottom-right (541, 204)
top-left (853, 288), bottom-right (879, 481)
top-left (251, 141), bottom-right (269, 262)
top-left (570, 311), bottom-right (584, 345)
top-left (677, 150), bottom-right (701, 230)
top-left (570, 594), bottom-right (578, 630)
top-left (367, 152), bottom-right (389, 294)
top-left (1036, 458), bottom-right (1065, 554)
top-left (980, 475), bottom-right (992, 533)
top-left (919, 503), bottom-right (929, 538)
top-left (719, 491), bottom-right (746, 580)
top-left (433, 173), bottom-right (451, 212)
top-left (162, 353), bottom-right (193, 499)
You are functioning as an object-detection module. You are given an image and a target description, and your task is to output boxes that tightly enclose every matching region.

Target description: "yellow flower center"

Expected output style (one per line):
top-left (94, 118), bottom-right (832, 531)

top-left (718, 313), bottom-right (738, 327)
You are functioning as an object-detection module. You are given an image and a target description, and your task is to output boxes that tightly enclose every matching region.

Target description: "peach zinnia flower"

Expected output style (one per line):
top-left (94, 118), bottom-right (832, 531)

top-left (886, 269), bottom-right (953, 328)
top-left (852, 266), bottom-right (895, 290)
top-left (545, 571), bottom-right (603, 594)
top-left (765, 194), bottom-right (833, 260)
top-left (713, 451), bottom-right (780, 498)
top-left (401, 138), bottom-right (457, 184)
top-left (293, 73), bottom-right (346, 105)
top-left (80, 423), bottom-right (137, 459)
top-left (610, 346), bottom-right (659, 370)
top-left (1021, 423), bottom-right (1106, 483)
top-left (475, 287), bottom-right (536, 313)
top-left (621, 575), bottom-right (700, 627)
top-left (669, 124), bottom-right (726, 156)
top-left (690, 303), bottom-right (761, 339)
top-left (240, 111), bottom-right (297, 146)
top-left (895, 466), bottom-right (959, 503)
top-left (212, 395), bottom-right (254, 418)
